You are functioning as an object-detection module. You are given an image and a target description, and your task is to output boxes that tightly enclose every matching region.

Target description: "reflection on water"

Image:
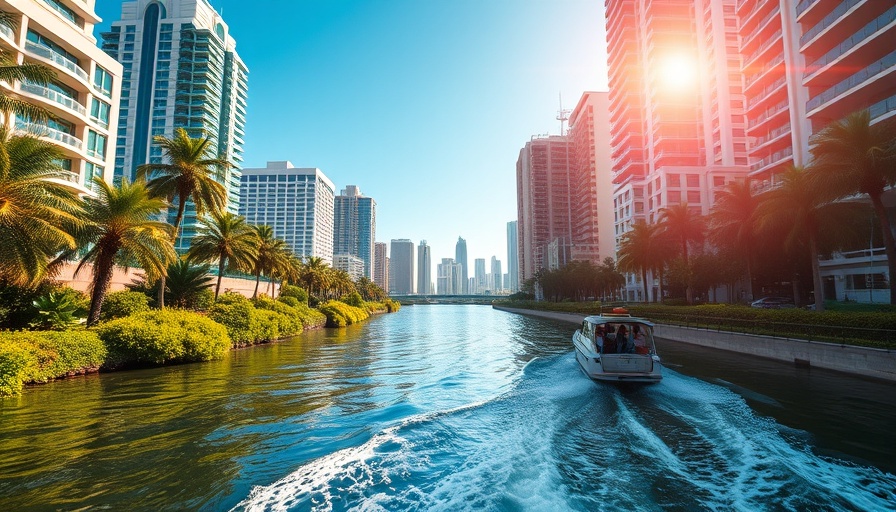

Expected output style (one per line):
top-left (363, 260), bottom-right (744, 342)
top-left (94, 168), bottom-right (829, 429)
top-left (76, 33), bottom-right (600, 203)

top-left (0, 306), bottom-right (894, 511)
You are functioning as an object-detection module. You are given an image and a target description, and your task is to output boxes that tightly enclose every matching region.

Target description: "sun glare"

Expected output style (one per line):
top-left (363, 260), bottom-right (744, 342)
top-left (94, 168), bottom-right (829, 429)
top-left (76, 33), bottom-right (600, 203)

top-left (660, 54), bottom-right (697, 91)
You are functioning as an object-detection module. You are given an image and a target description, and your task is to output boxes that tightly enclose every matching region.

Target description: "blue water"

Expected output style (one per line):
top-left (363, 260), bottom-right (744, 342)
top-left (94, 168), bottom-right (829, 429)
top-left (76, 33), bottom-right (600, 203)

top-left (1, 306), bottom-right (895, 511)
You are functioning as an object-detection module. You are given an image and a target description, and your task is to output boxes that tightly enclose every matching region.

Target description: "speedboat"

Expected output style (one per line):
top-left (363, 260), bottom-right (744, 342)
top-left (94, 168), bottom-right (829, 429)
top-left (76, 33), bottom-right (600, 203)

top-left (572, 309), bottom-right (662, 383)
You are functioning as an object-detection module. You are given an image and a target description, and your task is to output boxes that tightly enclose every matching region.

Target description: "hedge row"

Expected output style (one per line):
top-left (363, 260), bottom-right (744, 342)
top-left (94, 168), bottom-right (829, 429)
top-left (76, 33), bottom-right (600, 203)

top-left (0, 330), bottom-right (106, 396)
top-left (319, 300), bottom-right (369, 327)
top-left (97, 310), bottom-right (230, 367)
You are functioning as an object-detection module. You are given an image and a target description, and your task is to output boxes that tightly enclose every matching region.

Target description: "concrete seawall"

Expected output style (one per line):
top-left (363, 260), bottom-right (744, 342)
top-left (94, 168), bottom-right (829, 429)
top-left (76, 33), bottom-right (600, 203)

top-left (493, 305), bottom-right (896, 382)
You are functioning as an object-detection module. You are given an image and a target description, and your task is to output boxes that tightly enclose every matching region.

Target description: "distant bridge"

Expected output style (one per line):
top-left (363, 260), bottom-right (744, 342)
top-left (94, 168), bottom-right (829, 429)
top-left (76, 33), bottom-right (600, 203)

top-left (389, 295), bottom-right (500, 305)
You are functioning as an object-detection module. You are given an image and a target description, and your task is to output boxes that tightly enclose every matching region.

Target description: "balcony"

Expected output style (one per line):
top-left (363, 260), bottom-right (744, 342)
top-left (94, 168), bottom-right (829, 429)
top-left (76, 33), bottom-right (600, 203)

top-left (747, 99), bottom-right (789, 130)
top-left (747, 76), bottom-right (787, 110)
top-left (19, 83), bottom-right (86, 116)
top-left (750, 146), bottom-right (793, 173)
top-left (803, 4), bottom-right (896, 82)
top-left (806, 50), bottom-right (896, 113)
top-left (24, 41), bottom-right (89, 83)
top-left (744, 29), bottom-right (782, 68)
top-left (869, 93), bottom-right (896, 122)
top-left (0, 22), bottom-right (14, 41)
top-left (744, 55), bottom-right (784, 90)
top-left (800, 0), bottom-right (862, 47)
top-left (15, 121), bottom-right (83, 149)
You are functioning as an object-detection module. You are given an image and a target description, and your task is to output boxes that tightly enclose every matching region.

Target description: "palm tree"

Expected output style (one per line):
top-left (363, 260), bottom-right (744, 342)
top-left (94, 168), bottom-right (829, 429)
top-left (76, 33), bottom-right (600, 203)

top-left (809, 110), bottom-right (896, 304)
top-left (299, 256), bottom-right (330, 299)
top-left (76, 178), bottom-right (176, 326)
top-left (136, 127), bottom-right (230, 307)
top-left (0, 11), bottom-right (57, 122)
top-left (163, 259), bottom-right (214, 308)
top-left (249, 225), bottom-right (291, 299)
top-left (186, 211), bottom-right (258, 298)
top-left (757, 166), bottom-right (869, 312)
top-left (659, 203), bottom-right (705, 304)
top-left (709, 180), bottom-right (760, 301)
top-left (0, 129), bottom-right (81, 286)
top-left (617, 220), bottom-right (667, 302)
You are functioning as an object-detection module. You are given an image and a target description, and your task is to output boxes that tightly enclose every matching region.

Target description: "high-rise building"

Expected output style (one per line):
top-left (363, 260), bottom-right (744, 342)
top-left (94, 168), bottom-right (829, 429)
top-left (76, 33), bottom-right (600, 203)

top-left (474, 258), bottom-right (486, 294)
top-left (389, 239), bottom-right (414, 295)
top-left (490, 256), bottom-right (502, 294)
top-left (417, 240), bottom-right (431, 295)
top-left (516, 135), bottom-right (573, 281)
top-left (333, 253), bottom-right (364, 280)
top-left (568, 92), bottom-right (615, 264)
top-left (238, 161), bottom-right (335, 264)
top-left (2, 0), bottom-right (122, 195)
top-left (455, 236), bottom-right (468, 293)
top-left (506, 220), bottom-right (519, 292)
top-left (374, 242), bottom-right (389, 291)
top-left (333, 185), bottom-right (376, 279)
top-left (604, 0), bottom-right (749, 301)
top-left (436, 258), bottom-right (463, 295)
top-left (102, 0), bottom-right (249, 251)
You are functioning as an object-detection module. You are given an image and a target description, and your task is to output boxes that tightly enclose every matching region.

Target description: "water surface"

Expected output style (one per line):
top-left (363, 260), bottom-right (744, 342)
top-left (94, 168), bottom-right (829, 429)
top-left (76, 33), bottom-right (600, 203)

top-left (0, 305), bottom-right (893, 510)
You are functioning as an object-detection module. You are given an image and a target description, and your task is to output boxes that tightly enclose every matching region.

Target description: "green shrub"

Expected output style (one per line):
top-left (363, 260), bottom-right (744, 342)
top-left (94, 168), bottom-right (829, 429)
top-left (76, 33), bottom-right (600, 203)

top-left (341, 292), bottom-right (364, 308)
top-left (319, 300), bottom-right (369, 327)
top-left (253, 297), bottom-right (303, 336)
top-left (253, 309), bottom-right (281, 342)
top-left (208, 297), bottom-right (261, 346)
top-left (192, 288), bottom-right (216, 312)
top-left (384, 299), bottom-right (401, 313)
top-left (0, 330), bottom-right (106, 396)
top-left (293, 303), bottom-right (327, 329)
top-left (97, 310), bottom-right (229, 366)
top-left (100, 290), bottom-right (151, 321)
top-left (30, 290), bottom-right (88, 330)
top-left (278, 296), bottom-right (300, 308)
top-left (280, 285), bottom-right (308, 304)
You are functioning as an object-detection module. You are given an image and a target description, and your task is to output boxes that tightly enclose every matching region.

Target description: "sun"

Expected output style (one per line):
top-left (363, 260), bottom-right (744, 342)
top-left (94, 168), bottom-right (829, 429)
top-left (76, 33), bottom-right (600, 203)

top-left (659, 53), bottom-right (697, 91)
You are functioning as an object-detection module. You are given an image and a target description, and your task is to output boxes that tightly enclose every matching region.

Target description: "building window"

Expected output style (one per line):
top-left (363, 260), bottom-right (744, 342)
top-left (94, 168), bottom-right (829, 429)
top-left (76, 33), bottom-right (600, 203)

top-left (94, 66), bottom-right (113, 97)
top-left (686, 174), bottom-right (700, 187)
top-left (86, 130), bottom-right (107, 159)
top-left (90, 98), bottom-right (110, 126)
top-left (667, 173), bottom-right (680, 187)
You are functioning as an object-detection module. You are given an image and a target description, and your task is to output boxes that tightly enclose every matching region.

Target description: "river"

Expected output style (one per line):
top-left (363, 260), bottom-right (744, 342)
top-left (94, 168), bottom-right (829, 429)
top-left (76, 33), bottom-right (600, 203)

top-left (0, 305), bottom-right (894, 511)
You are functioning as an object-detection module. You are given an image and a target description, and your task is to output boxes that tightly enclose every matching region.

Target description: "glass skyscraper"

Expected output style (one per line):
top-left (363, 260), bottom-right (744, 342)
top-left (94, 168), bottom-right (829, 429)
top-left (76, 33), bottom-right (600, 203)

top-left (333, 186), bottom-right (376, 279)
top-left (101, 0), bottom-right (248, 251)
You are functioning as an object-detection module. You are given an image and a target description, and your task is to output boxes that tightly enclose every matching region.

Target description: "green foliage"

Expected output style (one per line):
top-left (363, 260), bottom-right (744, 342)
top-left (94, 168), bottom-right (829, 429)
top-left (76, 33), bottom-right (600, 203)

top-left (97, 309), bottom-right (229, 366)
top-left (100, 290), bottom-right (150, 322)
top-left (0, 330), bottom-right (106, 397)
top-left (292, 302), bottom-right (327, 328)
top-left (30, 289), bottom-right (88, 330)
top-left (279, 285), bottom-right (308, 304)
top-left (192, 288), bottom-right (215, 312)
top-left (278, 296), bottom-right (300, 308)
top-left (384, 299), bottom-right (401, 313)
top-left (253, 296), bottom-right (303, 337)
top-left (341, 291), bottom-right (364, 308)
top-left (318, 300), bottom-right (369, 327)
top-left (208, 293), bottom-right (262, 346)
top-left (253, 309), bottom-right (281, 342)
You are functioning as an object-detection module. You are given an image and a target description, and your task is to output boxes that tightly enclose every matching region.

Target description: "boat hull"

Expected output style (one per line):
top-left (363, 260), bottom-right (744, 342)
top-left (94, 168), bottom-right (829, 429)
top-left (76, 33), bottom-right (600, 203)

top-left (573, 333), bottom-right (662, 383)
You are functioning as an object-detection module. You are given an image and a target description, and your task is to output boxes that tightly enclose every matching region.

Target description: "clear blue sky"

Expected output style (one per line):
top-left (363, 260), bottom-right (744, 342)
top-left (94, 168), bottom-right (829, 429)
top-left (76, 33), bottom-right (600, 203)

top-left (95, 0), bottom-right (608, 278)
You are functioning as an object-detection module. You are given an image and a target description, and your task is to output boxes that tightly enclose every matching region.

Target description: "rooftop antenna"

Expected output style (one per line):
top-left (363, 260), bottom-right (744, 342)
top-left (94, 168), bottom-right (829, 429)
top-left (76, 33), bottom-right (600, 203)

top-left (556, 92), bottom-right (571, 136)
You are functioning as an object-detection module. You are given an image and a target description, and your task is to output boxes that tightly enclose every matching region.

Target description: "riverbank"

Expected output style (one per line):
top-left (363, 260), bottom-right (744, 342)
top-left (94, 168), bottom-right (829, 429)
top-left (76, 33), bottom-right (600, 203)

top-left (493, 305), bottom-right (896, 381)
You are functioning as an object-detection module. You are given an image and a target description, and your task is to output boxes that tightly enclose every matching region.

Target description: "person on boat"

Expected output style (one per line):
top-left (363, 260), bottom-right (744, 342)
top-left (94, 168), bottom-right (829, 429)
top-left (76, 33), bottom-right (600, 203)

top-left (615, 325), bottom-right (634, 354)
top-left (632, 325), bottom-right (648, 354)
top-left (594, 325), bottom-right (606, 353)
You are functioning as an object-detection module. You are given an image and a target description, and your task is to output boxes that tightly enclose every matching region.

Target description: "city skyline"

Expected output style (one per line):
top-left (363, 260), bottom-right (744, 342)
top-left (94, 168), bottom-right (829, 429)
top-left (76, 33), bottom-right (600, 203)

top-left (94, 0), bottom-right (608, 270)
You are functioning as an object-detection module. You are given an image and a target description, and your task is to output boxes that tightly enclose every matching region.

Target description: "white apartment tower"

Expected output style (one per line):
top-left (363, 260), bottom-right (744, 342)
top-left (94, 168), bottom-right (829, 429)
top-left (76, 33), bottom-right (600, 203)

top-left (507, 220), bottom-right (519, 292)
top-left (238, 161), bottom-right (335, 264)
top-left (374, 241), bottom-right (389, 291)
top-left (1, 0), bottom-right (122, 194)
top-left (102, 0), bottom-right (249, 251)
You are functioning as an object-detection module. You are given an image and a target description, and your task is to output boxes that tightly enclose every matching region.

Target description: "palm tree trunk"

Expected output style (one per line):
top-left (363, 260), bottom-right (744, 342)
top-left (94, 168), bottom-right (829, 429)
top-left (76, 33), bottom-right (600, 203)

top-left (87, 249), bottom-right (117, 326)
top-left (253, 270), bottom-right (261, 299)
top-left (158, 195), bottom-right (188, 308)
top-left (809, 234), bottom-right (825, 312)
top-left (869, 193), bottom-right (896, 305)
top-left (215, 256), bottom-right (226, 299)
top-left (641, 268), bottom-right (648, 303)
top-left (745, 259), bottom-right (754, 302)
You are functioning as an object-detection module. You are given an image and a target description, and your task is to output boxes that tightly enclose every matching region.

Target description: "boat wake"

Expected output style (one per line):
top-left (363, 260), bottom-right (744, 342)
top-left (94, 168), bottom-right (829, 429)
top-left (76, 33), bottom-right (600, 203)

top-left (233, 353), bottom-right (896, 511)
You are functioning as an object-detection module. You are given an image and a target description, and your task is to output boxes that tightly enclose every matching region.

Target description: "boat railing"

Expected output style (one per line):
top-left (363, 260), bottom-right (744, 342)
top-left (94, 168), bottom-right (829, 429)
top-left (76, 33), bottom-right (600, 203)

top-left (649, 312), bottom-right (896, 349)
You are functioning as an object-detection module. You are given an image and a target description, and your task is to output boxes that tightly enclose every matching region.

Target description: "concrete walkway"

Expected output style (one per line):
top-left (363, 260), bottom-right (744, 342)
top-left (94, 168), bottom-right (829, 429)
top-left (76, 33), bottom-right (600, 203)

top-left (493, 305), bottom-right (896, 382)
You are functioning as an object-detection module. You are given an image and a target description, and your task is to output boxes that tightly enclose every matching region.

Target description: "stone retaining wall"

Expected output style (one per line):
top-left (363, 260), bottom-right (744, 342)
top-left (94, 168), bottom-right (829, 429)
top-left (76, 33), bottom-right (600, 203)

top-left (493, 305), bottom-right (896, 381)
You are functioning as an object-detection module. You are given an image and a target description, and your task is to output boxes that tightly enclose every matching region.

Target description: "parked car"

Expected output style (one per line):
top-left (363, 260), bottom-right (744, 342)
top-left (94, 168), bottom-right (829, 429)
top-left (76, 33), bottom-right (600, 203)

top-left (751, 297), bottom-right (796, 309)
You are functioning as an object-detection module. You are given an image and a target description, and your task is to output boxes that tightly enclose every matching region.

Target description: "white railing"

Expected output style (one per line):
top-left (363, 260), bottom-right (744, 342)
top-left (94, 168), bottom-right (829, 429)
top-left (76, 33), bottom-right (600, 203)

top-left (19, 82), bottom-right (86, 116)
top-left (24, 41), bottom-right (89, 83)
top-left (16, 121), bottom-right (83, 149)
